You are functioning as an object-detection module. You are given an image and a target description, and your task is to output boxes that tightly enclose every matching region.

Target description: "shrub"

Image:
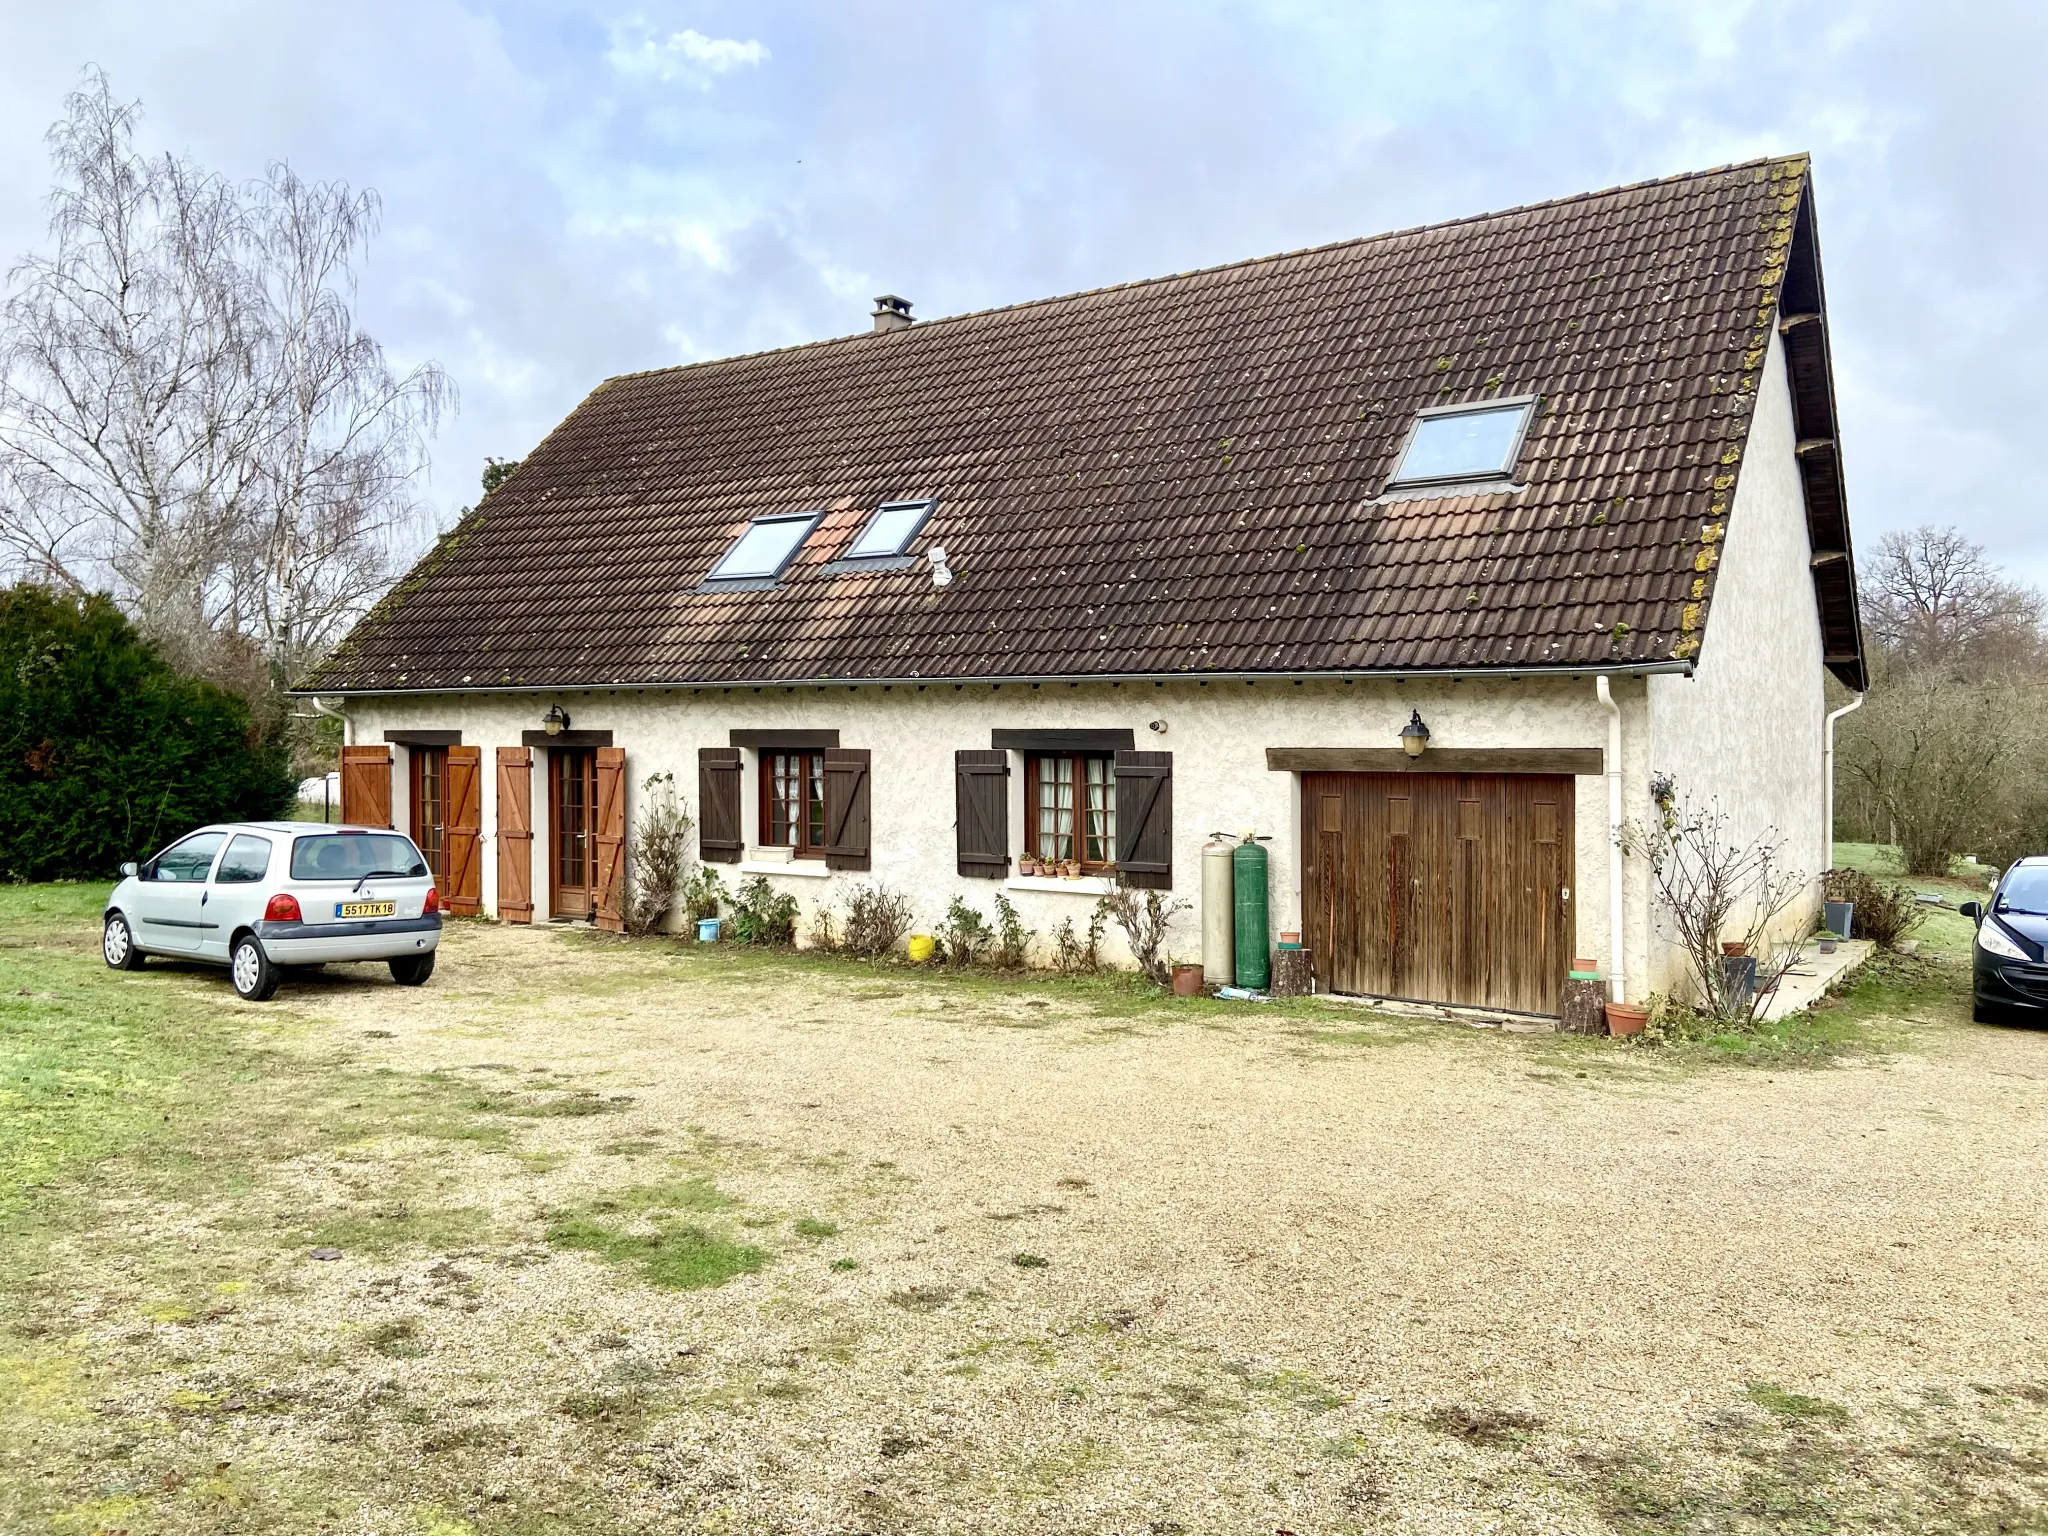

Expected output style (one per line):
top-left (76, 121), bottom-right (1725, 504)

top-left (1051, 905), bottom-right (1107, 974)
top-left (0, 583), bottom-right (294, 879)
top-left (681, 865), bottom-right (726, 923)
top-left (841, 881), bottom-right (914, 958)
top-left (728, 875), bottom-right (798, 946)
top-left (992, 892), bottom-right (1034, 969)
top-left (939, 896), bottom-right (992, 968)
top-left (624, 773), bottom-right (693, 936)
top-left (1100, 886), bottom-right (1188, 986)
top-left (1823, 867), bottom-right (1925, 949)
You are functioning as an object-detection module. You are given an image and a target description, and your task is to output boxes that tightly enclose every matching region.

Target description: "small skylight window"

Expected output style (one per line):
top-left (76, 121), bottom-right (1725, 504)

top-left (845, 499), bottom-right (936, 560)
top-left (1388, 398), bottom-right (1537, 486)
top-left (706, 511), bottom-right (820, 583)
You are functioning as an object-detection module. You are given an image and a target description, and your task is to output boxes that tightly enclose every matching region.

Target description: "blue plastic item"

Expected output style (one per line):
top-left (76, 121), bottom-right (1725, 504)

top-left (697, 917), bottom-right (722, 942)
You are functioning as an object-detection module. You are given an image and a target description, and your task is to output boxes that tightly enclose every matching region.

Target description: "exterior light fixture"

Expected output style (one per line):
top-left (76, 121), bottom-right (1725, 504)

top-left (1400, 709), bottom-right (1431, 758)
top-left (543, 704), bottom-right (571, 736)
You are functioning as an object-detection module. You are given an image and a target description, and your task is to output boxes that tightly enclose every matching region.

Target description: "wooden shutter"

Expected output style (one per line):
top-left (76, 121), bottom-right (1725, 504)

top-left (594, 746), bottom-right (627, 932)
top-left (495, 747), bottom-right (534, 923)
top-left (954, 750), bottom-right (1010, 878)
top-left (340, 745), bottom-right (392, 828)
top-left (823, 748), bottom-right (872, 872)
top-left (1113, 750), bottom-right (1173, 889)
top-left (699, 747), bottom-right (742, 864)
top-left (445, 745), bottom-right (483, 915)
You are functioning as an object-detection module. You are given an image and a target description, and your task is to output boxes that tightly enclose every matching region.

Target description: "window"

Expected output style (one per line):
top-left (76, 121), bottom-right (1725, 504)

top-left (706, 511), bottom-right (820, 583)
top-left (761, 751), bottom-right (827, 856)
top-left (150, 832), bottom-right (224, 883)
top-left (216, 834), bottom-right (273, 884)
top-left (1026, 754), bottom-right (1116, 871)
top-left (1997, 865), bottom-right (2048, 917)
top-left (844, 499), bottom-right (935, 560)
top-left (289, 832), bottom-right (428, 881)
top-left (1388, 398), bottom-right (1536, 486)
top-left (410, 746), bottom-right (448, 884)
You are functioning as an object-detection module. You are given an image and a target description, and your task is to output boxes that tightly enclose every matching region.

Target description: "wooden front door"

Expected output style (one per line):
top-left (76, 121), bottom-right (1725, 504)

top-left (550, 748), bottom-right (600, 919)
top-left (1304, 772), bottom-right (1574, 1016)
top-left (410, 746), bottom-right (449, 885)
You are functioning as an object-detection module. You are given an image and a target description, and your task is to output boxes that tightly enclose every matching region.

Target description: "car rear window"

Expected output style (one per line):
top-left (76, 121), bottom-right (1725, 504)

top-left (1998, 865), bottom-right (2048, 915)
top-left (290, 832), bottom-right (428, 882)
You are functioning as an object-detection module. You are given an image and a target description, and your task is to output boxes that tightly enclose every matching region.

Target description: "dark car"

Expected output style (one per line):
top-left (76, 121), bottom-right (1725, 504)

top-left (1962, 857), bottom-right (2048, 1023)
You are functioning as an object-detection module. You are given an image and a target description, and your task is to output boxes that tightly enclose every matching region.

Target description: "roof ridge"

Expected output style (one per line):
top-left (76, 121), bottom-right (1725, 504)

top-left (602, 153), bottom-right (1810, 387)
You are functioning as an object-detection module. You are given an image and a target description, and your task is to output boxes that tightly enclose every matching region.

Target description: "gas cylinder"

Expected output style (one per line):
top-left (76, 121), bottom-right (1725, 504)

top-left (1232, 835), bottom-right (1270, 990)
top-left (1201, 837), bottom-right (1235, 984)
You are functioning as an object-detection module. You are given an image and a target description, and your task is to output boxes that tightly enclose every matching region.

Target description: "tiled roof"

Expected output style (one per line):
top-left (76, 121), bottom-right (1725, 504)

top-left (302, 156), bottom-right (1863, 695)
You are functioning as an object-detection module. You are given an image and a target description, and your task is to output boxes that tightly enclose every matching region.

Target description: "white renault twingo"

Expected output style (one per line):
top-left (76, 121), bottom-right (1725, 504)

top-left (101, 823), bottom-right (442, 1001)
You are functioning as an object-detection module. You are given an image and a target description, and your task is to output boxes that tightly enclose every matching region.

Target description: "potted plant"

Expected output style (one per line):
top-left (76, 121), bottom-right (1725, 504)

top-left (1020, 855), bottom-right (1040, 877)
top-left (1604, 1000), bottom-right (1649, 1037)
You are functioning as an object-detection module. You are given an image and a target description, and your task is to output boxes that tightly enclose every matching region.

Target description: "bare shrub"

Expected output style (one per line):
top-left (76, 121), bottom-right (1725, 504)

top-left (939, 897), bottom-right (991, 968)
top-left (840, 882), bottom-right (913, 959)
top-left (623, 773), bottom-right (691, 936)
top-left (1822, 868), bottom-right (1926, 949)
top-left (992, 892), bottom-right (1033, 969)
top-left (1051, 904), bottom-right (1107, 974)
top-left (681, 865), bottom-right (725, 923)
top-left (1100, 887), bottom-right (1188, 987)
top-left (1622, 788), bottom-right (1808, 1024)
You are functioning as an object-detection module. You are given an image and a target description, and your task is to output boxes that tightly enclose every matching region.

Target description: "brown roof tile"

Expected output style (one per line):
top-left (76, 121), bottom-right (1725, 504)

top-left (303, 155), bottom-right (1860, 694)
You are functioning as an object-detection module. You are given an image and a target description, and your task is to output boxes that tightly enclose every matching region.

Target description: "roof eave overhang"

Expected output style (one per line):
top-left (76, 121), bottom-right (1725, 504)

top-left (290, 659), bottom-right (1695, 700)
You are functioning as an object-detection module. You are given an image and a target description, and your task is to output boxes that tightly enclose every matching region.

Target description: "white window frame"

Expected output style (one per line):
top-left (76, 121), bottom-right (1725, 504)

top-left (1386, 395), bottom-right (1539, 488)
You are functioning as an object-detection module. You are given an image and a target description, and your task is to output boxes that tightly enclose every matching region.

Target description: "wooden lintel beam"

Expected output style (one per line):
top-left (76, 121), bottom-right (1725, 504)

top-left (1809, 550), bottom-right (1848, 568)
top-left (1778, 312), bottom-right (1821, 332)
top-left (1795, 437), bottom-right (1836, 456)
top-left (1823, 651), bottom-right (1860, 666)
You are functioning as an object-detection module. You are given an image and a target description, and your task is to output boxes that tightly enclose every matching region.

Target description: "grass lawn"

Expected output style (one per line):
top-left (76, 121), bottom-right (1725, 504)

top-left (4, 882), bottom-right (2046, 1533)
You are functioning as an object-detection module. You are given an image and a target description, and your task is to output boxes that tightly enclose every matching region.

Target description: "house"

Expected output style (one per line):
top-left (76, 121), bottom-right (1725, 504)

top-left (295, 155), bottom-right (1864, 1016)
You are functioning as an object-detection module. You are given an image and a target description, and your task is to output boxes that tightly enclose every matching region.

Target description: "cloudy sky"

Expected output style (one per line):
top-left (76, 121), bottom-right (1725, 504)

top-left (2, 1), bottom-right (2041, 581)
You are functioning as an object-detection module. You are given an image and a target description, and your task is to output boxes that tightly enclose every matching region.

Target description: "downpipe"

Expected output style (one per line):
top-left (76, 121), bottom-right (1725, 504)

top-left (1595, 676), bottom-right (1625, 1005)
top-left (1823, 693), bottom-right (1863, 874)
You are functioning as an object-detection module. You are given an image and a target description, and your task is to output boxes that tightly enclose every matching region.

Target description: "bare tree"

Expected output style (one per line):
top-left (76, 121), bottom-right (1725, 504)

top-left (0, 70), bottom-right (449, 686)
top-left (1862, 525), bottom-right (2044, 679)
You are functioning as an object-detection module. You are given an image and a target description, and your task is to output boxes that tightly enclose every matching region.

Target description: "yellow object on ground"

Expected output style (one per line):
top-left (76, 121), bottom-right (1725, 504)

top-left (905, 933), bottom-right (936, 964)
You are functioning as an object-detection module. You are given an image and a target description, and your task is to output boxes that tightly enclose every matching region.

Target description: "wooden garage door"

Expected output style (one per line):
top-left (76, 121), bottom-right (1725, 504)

top-left (1303, 772), bottom-right (1573, 1016)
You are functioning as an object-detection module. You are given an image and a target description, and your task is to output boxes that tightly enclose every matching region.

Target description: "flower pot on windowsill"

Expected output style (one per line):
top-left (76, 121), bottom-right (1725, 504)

top-left (1020, 858), bottom-right (1040, 877)
top-left (1604, 1001), bottom-right (1649, 1037)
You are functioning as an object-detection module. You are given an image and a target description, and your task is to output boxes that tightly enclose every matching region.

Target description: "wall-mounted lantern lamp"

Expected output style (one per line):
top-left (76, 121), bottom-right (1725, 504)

top-left (542, 704), bottom-right (571, 736)
top-left (1400, 709), bottom-right (1431, 758)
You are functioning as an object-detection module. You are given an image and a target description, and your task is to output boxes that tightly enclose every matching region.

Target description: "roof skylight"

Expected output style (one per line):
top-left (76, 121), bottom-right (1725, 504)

top-left (845, 499), bottom-right (935, 560)
top-left (706, 511), bottom-right (820, 583)
top-left (1388, 398), bottom-right (1536, 486)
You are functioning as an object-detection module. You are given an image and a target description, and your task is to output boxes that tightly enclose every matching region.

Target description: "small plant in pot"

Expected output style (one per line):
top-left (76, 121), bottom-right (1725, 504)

top-left (1020, 855), bottom-right (1040, 877)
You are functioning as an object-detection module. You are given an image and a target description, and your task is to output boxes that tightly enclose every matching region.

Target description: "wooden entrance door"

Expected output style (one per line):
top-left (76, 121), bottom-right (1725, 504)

top-left (409, 746), bottom-right (450, 886)
top-left (1303, 772), bottom-right (1574, 1016)
top-left (550, 748), bottom-right (600, 919)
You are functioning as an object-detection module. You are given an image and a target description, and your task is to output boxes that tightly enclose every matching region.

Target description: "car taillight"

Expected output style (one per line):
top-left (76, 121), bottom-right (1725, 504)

top-left (264, 893), bottom-right (302, 922)
top-left (423, 887), bottom-right (440, 915)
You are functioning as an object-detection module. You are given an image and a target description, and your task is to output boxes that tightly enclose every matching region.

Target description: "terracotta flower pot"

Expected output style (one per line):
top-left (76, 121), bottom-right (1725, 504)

top-left (1720, 941), bottom-right (1751, 957)
top-left (1605, 1002), bottom-right (1649, 1037)
top-left (1573, 957), bottom-right (1597, 973)
top-left (1171, 963), bottom-right (1204, 997)
top-left (1277, 930), bottom-right (1301, 946)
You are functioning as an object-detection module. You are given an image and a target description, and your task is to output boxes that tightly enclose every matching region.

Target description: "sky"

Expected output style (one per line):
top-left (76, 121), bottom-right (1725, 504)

top-left (1, 1), bottom-right (2042, 583)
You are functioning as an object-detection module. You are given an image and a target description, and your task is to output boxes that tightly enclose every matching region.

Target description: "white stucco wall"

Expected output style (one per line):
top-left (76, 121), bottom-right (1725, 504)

top-left (341, 676), bottom-right (1658, 994)
top-left (1645, 325), bottom-right (1828, 993)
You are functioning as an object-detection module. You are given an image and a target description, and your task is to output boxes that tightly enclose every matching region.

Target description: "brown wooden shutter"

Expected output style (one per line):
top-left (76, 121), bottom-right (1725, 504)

top-left (698, 747), bottom-right (742, 863)
top-left (823, 748), bottom-right (872, 871)
top-left (594, 746), bottom-right (627, 932)
top-left (955, 750), bottom-right (1010, 878)
top-left (1113, 750), bottom-right (1172, 889)
top-left (495, 746), bottom-right (534, 923)
top-left (340, 745), bottom-right (392, 828)
top-left (445, 745), bottom-right (483, 915)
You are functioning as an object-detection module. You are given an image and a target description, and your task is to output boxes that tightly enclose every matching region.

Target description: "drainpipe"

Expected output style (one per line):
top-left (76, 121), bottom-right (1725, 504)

top-left (1595, 676), bottom-right (1626, 1005)
top-left (1823, 693), bottom-right (1863, 874)
top-left (309, 695), bottom-right (351, 747)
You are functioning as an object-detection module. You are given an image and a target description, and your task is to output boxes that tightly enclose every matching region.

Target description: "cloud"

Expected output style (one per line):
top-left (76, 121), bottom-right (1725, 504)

top-left (605, 23), bottom-right (769, 88)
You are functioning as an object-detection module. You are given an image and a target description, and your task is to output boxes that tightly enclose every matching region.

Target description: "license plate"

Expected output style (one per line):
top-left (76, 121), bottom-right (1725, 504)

top-left (336, 900), bottom-right (397, 919)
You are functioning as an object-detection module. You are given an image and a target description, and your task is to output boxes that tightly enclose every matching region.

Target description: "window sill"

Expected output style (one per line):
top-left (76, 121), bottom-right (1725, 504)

top-left (738, 858), bottom-right (833, 879)
top-left (1004, 875), bottom-right (1116, 897)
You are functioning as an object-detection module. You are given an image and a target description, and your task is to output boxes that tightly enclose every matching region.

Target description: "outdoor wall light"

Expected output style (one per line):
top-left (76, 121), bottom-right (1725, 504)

top-left (542, 704), bottom-right (571, 736)
top-left (1400, 709), bottom-right (1431, 757)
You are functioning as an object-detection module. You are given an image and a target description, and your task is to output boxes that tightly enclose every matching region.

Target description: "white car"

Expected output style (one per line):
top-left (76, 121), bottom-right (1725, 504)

top-left (102, 822), bottom-right (442, 1001)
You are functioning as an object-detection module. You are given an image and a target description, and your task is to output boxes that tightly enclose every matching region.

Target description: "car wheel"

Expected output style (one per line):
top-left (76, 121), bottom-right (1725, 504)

top-left (230, 933), bottom-right (279, 1002)
top-left (389, 952), bottom-right (436, 987)
top-left (103, 912), bottom-right (145, 971)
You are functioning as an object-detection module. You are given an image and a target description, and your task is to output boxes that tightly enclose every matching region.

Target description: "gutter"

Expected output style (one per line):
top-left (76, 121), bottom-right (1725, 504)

top-left (1823, 692), bottom-right (1863, 874)
top-left (1594, 675), bottom-right (1626, 1006)
top-left (290, 659), bottom-right (1695, 700)
top-left (309, 694), bottom-right (351, 747)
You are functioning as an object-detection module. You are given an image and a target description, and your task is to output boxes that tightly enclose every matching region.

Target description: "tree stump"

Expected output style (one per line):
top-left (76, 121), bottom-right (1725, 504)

top-left (1270, 946), bottom-right (1314, 997)
top-left (1560, 977), bottom-right (1607, 1035)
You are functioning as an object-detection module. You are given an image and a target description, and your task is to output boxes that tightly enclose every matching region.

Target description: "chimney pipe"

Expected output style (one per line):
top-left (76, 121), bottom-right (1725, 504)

top-left (871, 294), bottom-right (913, 333)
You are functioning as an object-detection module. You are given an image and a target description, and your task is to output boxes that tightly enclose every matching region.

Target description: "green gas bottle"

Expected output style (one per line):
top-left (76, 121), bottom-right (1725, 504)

top-left (1232, 836), bottom-right (1270, 990)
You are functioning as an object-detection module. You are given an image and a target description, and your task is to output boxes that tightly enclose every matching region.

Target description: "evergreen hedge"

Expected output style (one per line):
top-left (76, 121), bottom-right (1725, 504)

top-left (0, 584), bottom-right (295, 880)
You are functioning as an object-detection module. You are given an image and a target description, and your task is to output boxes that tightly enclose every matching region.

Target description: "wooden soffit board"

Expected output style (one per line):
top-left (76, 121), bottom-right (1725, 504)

top-left (730, 729), bottom-right (841, 748)
top-left (520, 729), bottom-right (615, 747)
top-left (990, 728), bottom-right (1137, 753)
top-left (1265, 747), bottom-right (1605, 775)
top-left (384, 729), bottom-right (462, 747)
